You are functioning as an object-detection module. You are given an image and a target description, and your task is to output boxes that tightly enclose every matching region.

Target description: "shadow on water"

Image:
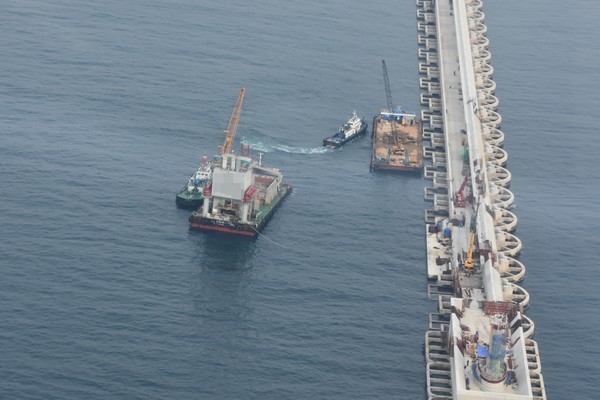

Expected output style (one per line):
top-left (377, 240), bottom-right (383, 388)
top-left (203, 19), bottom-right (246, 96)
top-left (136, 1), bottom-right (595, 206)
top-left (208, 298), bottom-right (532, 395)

top-left (188, 232), bottom-right (258, 318)
top-left (191, 233), bottom-right (258, 271)
top-left (371, 170), bottom-right (424, 180)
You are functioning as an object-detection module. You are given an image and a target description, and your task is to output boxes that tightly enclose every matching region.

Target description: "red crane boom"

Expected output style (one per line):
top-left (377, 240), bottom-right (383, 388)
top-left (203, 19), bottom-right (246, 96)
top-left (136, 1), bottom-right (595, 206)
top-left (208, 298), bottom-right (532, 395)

top-left (454, 175), bottom-right (469, 207)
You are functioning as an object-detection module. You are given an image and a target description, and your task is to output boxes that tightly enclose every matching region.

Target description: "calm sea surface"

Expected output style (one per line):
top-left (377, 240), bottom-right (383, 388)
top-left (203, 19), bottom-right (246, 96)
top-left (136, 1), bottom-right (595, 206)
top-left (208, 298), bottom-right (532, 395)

top-left (1, 0), bottom-right (598, 398)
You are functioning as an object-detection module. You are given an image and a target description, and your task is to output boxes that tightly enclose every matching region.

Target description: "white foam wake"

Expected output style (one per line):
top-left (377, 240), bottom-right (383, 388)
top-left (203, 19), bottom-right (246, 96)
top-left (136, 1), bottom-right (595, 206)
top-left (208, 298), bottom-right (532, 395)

top-left (240, 139), bottom-right (331, 155)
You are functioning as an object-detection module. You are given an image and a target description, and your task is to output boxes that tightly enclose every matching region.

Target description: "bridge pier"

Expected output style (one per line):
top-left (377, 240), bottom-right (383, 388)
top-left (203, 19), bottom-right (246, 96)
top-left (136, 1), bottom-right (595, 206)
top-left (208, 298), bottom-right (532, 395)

top-left (419, 0), bottom-right (545, 398)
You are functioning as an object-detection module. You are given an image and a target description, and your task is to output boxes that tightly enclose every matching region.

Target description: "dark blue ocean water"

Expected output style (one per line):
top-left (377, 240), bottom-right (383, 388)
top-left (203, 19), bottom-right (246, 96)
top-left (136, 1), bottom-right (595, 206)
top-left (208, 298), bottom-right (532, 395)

top-left (0, 0), bottom-right (597, 398)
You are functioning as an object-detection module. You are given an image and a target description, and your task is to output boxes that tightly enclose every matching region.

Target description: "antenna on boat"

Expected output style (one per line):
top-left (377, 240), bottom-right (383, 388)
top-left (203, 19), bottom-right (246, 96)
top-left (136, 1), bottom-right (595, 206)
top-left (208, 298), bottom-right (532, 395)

top-left (258, 152), bottom-right (263, 166)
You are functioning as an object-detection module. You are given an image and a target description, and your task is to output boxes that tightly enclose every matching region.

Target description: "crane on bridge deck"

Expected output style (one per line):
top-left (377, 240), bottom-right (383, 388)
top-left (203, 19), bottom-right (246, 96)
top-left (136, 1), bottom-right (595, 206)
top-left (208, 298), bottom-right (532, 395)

top-left (464, 232), bottom-right (476, 273)
top-left (464, 203), bottom-right (479, 273)
top-left (454, 175), bottom-right (469, 207)
top-left (218, 88), bottom-right (246, 155)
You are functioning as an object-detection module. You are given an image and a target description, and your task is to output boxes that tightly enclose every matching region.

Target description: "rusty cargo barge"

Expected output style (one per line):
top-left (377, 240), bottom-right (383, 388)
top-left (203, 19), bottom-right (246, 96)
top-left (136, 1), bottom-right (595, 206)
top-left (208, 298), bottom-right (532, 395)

top-left (370, 111), bottom-right (423, 173)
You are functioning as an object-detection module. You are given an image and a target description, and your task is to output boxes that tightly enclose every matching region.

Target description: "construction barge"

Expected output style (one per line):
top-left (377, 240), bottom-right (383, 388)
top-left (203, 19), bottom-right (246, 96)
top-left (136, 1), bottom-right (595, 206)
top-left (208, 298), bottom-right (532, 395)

top-left (189, 149), bottom-right (292, 237)
top-left (371, 60), bottom-right (423, 173)
top-left (370, 111), bottom-right (423, 172)
top-left (187, 88), bottom-right (291, 237)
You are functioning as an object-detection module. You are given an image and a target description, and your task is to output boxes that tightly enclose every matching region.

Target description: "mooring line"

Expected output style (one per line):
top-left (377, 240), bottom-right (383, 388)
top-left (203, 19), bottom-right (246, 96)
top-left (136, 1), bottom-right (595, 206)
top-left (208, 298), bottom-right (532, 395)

top-left (252, 227), bottom-right (289, 249)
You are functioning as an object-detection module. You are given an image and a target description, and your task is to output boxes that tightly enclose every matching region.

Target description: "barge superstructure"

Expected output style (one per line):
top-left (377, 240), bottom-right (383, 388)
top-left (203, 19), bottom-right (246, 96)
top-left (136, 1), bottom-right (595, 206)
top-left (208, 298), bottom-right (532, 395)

top-left (189, 148), bottom-right (291, 237)
top-left (418, 0), bottom-right (546, 398)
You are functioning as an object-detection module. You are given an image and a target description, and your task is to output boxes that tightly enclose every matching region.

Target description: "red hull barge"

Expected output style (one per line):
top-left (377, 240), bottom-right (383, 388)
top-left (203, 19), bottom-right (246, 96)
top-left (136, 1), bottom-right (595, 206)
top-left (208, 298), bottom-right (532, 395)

top-left (189, 183), bottom-right (292, 237)
top-left (189, 222), bottom-right (258, 237)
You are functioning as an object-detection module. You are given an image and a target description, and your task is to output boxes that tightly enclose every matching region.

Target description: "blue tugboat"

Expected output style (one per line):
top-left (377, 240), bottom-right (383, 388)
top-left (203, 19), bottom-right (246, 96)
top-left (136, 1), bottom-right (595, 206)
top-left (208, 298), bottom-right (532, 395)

top-left (323, 111), bottom-right (368, 148)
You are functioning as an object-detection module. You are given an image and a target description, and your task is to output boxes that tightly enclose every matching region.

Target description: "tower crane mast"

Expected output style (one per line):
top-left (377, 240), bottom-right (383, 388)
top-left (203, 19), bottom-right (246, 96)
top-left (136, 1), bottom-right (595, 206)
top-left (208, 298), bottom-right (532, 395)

top-left (219, 88), bottom-right (246, 155)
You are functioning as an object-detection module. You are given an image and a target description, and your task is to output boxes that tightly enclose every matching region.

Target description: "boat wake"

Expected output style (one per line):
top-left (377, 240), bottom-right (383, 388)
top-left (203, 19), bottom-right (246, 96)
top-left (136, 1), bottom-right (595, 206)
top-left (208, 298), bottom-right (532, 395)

top-left (240, 139), bottom-right (331, 155)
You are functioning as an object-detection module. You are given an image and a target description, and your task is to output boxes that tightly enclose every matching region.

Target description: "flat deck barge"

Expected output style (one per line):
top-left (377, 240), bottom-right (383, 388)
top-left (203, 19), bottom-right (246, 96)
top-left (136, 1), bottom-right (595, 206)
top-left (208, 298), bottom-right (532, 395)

top-left (370, 115), bottom-right (423, 172)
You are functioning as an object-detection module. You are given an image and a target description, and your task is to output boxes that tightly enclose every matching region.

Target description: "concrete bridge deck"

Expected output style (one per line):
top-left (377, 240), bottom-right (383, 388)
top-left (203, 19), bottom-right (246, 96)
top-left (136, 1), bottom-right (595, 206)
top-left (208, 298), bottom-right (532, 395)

top-left (419, 0), bottom-right (546, 398)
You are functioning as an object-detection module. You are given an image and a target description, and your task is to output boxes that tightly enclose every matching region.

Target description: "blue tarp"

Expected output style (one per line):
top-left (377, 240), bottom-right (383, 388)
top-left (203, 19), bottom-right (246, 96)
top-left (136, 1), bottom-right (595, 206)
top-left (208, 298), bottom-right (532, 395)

top-left (476, 344), bottom-right (489, 357)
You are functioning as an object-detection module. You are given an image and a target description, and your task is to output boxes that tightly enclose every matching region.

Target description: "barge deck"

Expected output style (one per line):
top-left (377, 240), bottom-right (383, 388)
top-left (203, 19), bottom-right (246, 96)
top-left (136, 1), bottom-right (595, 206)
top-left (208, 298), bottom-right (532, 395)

top-left (371, 115), bottom-right (423, 172)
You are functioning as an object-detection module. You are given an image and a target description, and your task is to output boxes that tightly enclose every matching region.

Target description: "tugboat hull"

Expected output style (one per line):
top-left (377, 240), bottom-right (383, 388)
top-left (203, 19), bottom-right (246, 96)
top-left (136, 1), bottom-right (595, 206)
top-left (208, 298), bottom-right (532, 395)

top-left (175, 193), bottom-right (204, 210)
top-left (176, 183), bottom-right (205, 210)
top-left (323, 122), bottom-right (369, 148)
top-left (323, 121), bottom-right (368, 148)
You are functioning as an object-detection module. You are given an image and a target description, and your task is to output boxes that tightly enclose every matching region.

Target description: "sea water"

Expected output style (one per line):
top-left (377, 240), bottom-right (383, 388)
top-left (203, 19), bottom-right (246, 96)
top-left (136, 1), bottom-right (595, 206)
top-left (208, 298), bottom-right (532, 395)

top-left (0, 0), bottom-right (597, 398)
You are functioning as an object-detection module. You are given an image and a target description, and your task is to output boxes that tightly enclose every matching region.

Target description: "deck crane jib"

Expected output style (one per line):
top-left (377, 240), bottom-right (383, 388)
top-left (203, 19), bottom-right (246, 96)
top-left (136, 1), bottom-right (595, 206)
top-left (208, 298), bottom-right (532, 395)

top-left (203, 88), bottom-right (246, 199)
top-left (218, 88), bottom-right (246, 157)
top-left (381, 59), bottom-right (400, 149)
top-left (382, 59), bottom-right (395, 117)
top-left (381, 60), bottom-right (411, 164)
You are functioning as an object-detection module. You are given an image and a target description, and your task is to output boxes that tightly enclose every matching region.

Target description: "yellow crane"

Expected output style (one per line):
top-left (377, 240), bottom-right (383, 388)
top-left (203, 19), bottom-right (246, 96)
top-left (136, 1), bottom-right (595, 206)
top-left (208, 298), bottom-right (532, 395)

top-left (463, 203), bottom-right (480, 273)
top-left (218, 88), bottom-right (246, 155)
top-left (464, 231), bottom-right (476, 272)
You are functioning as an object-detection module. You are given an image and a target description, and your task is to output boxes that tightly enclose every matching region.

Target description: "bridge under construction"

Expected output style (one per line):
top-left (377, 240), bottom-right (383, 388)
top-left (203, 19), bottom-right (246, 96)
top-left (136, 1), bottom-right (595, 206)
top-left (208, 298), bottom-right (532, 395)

top-left (417, 0), bottom-right (546, 398)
